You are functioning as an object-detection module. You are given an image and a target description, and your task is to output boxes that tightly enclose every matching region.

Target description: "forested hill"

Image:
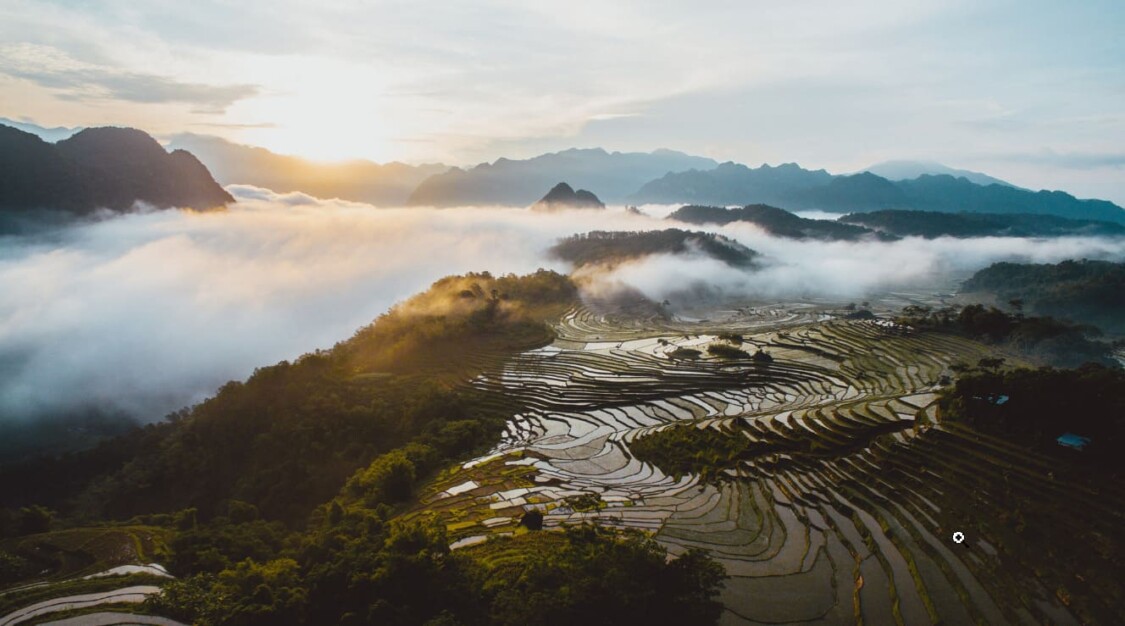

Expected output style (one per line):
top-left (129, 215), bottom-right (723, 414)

top-left (0, 271), bottom-right (728, 625)
top-left (0, 124), bottom-right (233, 215)
top-left (550, 229), bottom-right (758, 268)
top-left (633, 163), bottom-right (1125, 224)
top-left (961, 260), bottom-right (1125, 334)
top-left (0, 271), bottom-right (578, 525)
top-left (840, 209), bottom-right (1125, 238)
top-left (667, 204), bottom-right (891, 241)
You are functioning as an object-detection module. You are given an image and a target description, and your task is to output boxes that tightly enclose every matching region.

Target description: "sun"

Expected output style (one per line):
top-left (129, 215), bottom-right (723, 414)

top-left (223, 56), bottom-right (400, 163)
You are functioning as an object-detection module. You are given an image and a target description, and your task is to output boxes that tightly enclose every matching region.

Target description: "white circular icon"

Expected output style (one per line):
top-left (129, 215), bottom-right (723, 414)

top-left (952, 531), bottom-right (965, 544)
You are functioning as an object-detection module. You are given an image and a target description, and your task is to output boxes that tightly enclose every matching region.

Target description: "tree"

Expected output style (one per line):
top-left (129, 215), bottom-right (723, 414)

top-left (16, 505), bottom-right (52, 535)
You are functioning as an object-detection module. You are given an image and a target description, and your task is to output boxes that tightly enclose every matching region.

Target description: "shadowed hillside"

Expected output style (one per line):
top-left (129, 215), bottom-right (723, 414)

top-left (961, 260), bottom-right (1125, 334)
top-left (0, 124), bottom-right (233, 216)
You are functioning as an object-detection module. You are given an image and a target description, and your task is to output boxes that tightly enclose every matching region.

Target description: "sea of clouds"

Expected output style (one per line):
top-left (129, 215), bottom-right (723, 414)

top-left (2, 185), bottom-right (1124, 425)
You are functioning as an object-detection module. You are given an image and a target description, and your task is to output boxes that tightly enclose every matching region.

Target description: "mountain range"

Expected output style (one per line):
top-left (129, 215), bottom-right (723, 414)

top-left (407, 147), bottom-right (718, 206)
top-left (0, 124), bottom-right (232, 218)
top-left (4, 120), bottom-right (1124, 225)
top-left (167, 133), bottom-right (448, 206)
top-left (635, 163), bottom-right (1125, 224)
top-left (668, 203), bottom-right (1125, 241)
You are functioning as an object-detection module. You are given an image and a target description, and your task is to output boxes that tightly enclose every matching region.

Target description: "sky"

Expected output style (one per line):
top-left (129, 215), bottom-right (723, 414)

top-left (1, 0), bottom-right (1123, 202)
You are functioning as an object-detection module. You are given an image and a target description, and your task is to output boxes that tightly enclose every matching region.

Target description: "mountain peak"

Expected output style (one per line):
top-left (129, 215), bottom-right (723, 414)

top-left (0, 123), bottom-right (233, 216)
top-left (531, 182), bottom-right (605, 211)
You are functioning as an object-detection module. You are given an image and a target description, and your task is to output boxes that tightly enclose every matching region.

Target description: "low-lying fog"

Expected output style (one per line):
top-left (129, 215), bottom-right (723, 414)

top-left (3, 186), bottom-right (1124, 425)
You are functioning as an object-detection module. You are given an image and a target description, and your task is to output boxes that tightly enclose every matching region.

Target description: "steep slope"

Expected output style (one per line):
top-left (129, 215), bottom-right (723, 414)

top-left (668, 204), bottom-right (890, 241)
top-left (167, 133), bottom-right (448, 205)
top-left (0, 124), bottom-right (233, 215)
top-left (408, 147), bottom-right (717, 206)
top-left (961, 260), bottom-right (1125, 333)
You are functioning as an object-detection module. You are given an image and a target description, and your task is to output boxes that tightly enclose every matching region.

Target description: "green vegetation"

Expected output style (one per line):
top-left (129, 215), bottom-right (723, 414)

top-left (549, 229), bottom-right (757, 268)
top-left (896, 303), bottom-right (1113, 366)
top-left (939, 363), bottom-right (1125, 471)
top-left (667, 347), bottom-right (701, 360)
top-left (0, 271), bottom-right (577, 526)
top-left (961, 260), bottom-right (1125, 334)
top-left (705, 343), bottom-right (749, 359)
top-left (1, 271), bottom-right (728, 625)
top-left (631, 426), bottom-right (761, 480)
top-left (0, 525), bottom-right (169, 583)
top-left (146, 522), bottom-right (725, 626)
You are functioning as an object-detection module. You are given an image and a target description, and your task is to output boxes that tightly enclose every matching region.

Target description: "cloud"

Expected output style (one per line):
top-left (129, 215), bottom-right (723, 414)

top-left (0, 43), bottom-right (257, 114)
top-left (1, 189), bottom-right (1123, 427)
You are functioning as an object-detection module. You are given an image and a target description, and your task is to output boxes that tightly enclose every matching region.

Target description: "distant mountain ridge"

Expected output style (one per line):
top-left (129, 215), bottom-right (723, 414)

top-left (0, 124), bottom-right (233, 217)
top-left (634, 163), bottom-right (1125, 224)
top-left (862, 160), bottom-right (1015, 188)
top-left (0, 117), bottom-right (83, 143)
top-left (168, 133), bottom-right (448, 206)
top-left (408, 147), bottom-right (717, 206)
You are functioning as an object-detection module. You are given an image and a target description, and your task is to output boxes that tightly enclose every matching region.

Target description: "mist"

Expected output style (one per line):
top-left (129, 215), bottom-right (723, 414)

top-left (2, 188), bottom-right (1124, 428)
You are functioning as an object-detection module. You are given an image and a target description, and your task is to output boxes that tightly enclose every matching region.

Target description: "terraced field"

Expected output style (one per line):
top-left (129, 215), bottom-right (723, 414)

top-left (422, 302), bottom-right (1125, 625)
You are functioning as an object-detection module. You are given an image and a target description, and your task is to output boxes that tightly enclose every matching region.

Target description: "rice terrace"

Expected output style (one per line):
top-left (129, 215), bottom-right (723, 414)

top-left (410, 297), bottom-right (1125, 625)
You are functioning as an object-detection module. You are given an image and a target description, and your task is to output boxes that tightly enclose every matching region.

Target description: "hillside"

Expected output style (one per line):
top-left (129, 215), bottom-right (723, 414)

top-left (0, 271), bottom-right (579, 525)
top-left (549, 229), bottom-right (758, 268)
top-left (167, 133), bottom-right (448, 205)
top-left (668, 204), bottom-right (890, 241)
top-left (961, 260), bottom-right (1125, 334)
top-left (841, 209), bottom-right (1125, 238)
top-left (633, 163), bottom-right (1125, 224)
top-left (408, 148), bottom-right (717, 206)
top-left (0, 124), bottom-right (233, 216)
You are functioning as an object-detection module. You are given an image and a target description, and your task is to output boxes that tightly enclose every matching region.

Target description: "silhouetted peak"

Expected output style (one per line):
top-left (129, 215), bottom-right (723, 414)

top-left (532, 182), bottom-right (605, 210)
